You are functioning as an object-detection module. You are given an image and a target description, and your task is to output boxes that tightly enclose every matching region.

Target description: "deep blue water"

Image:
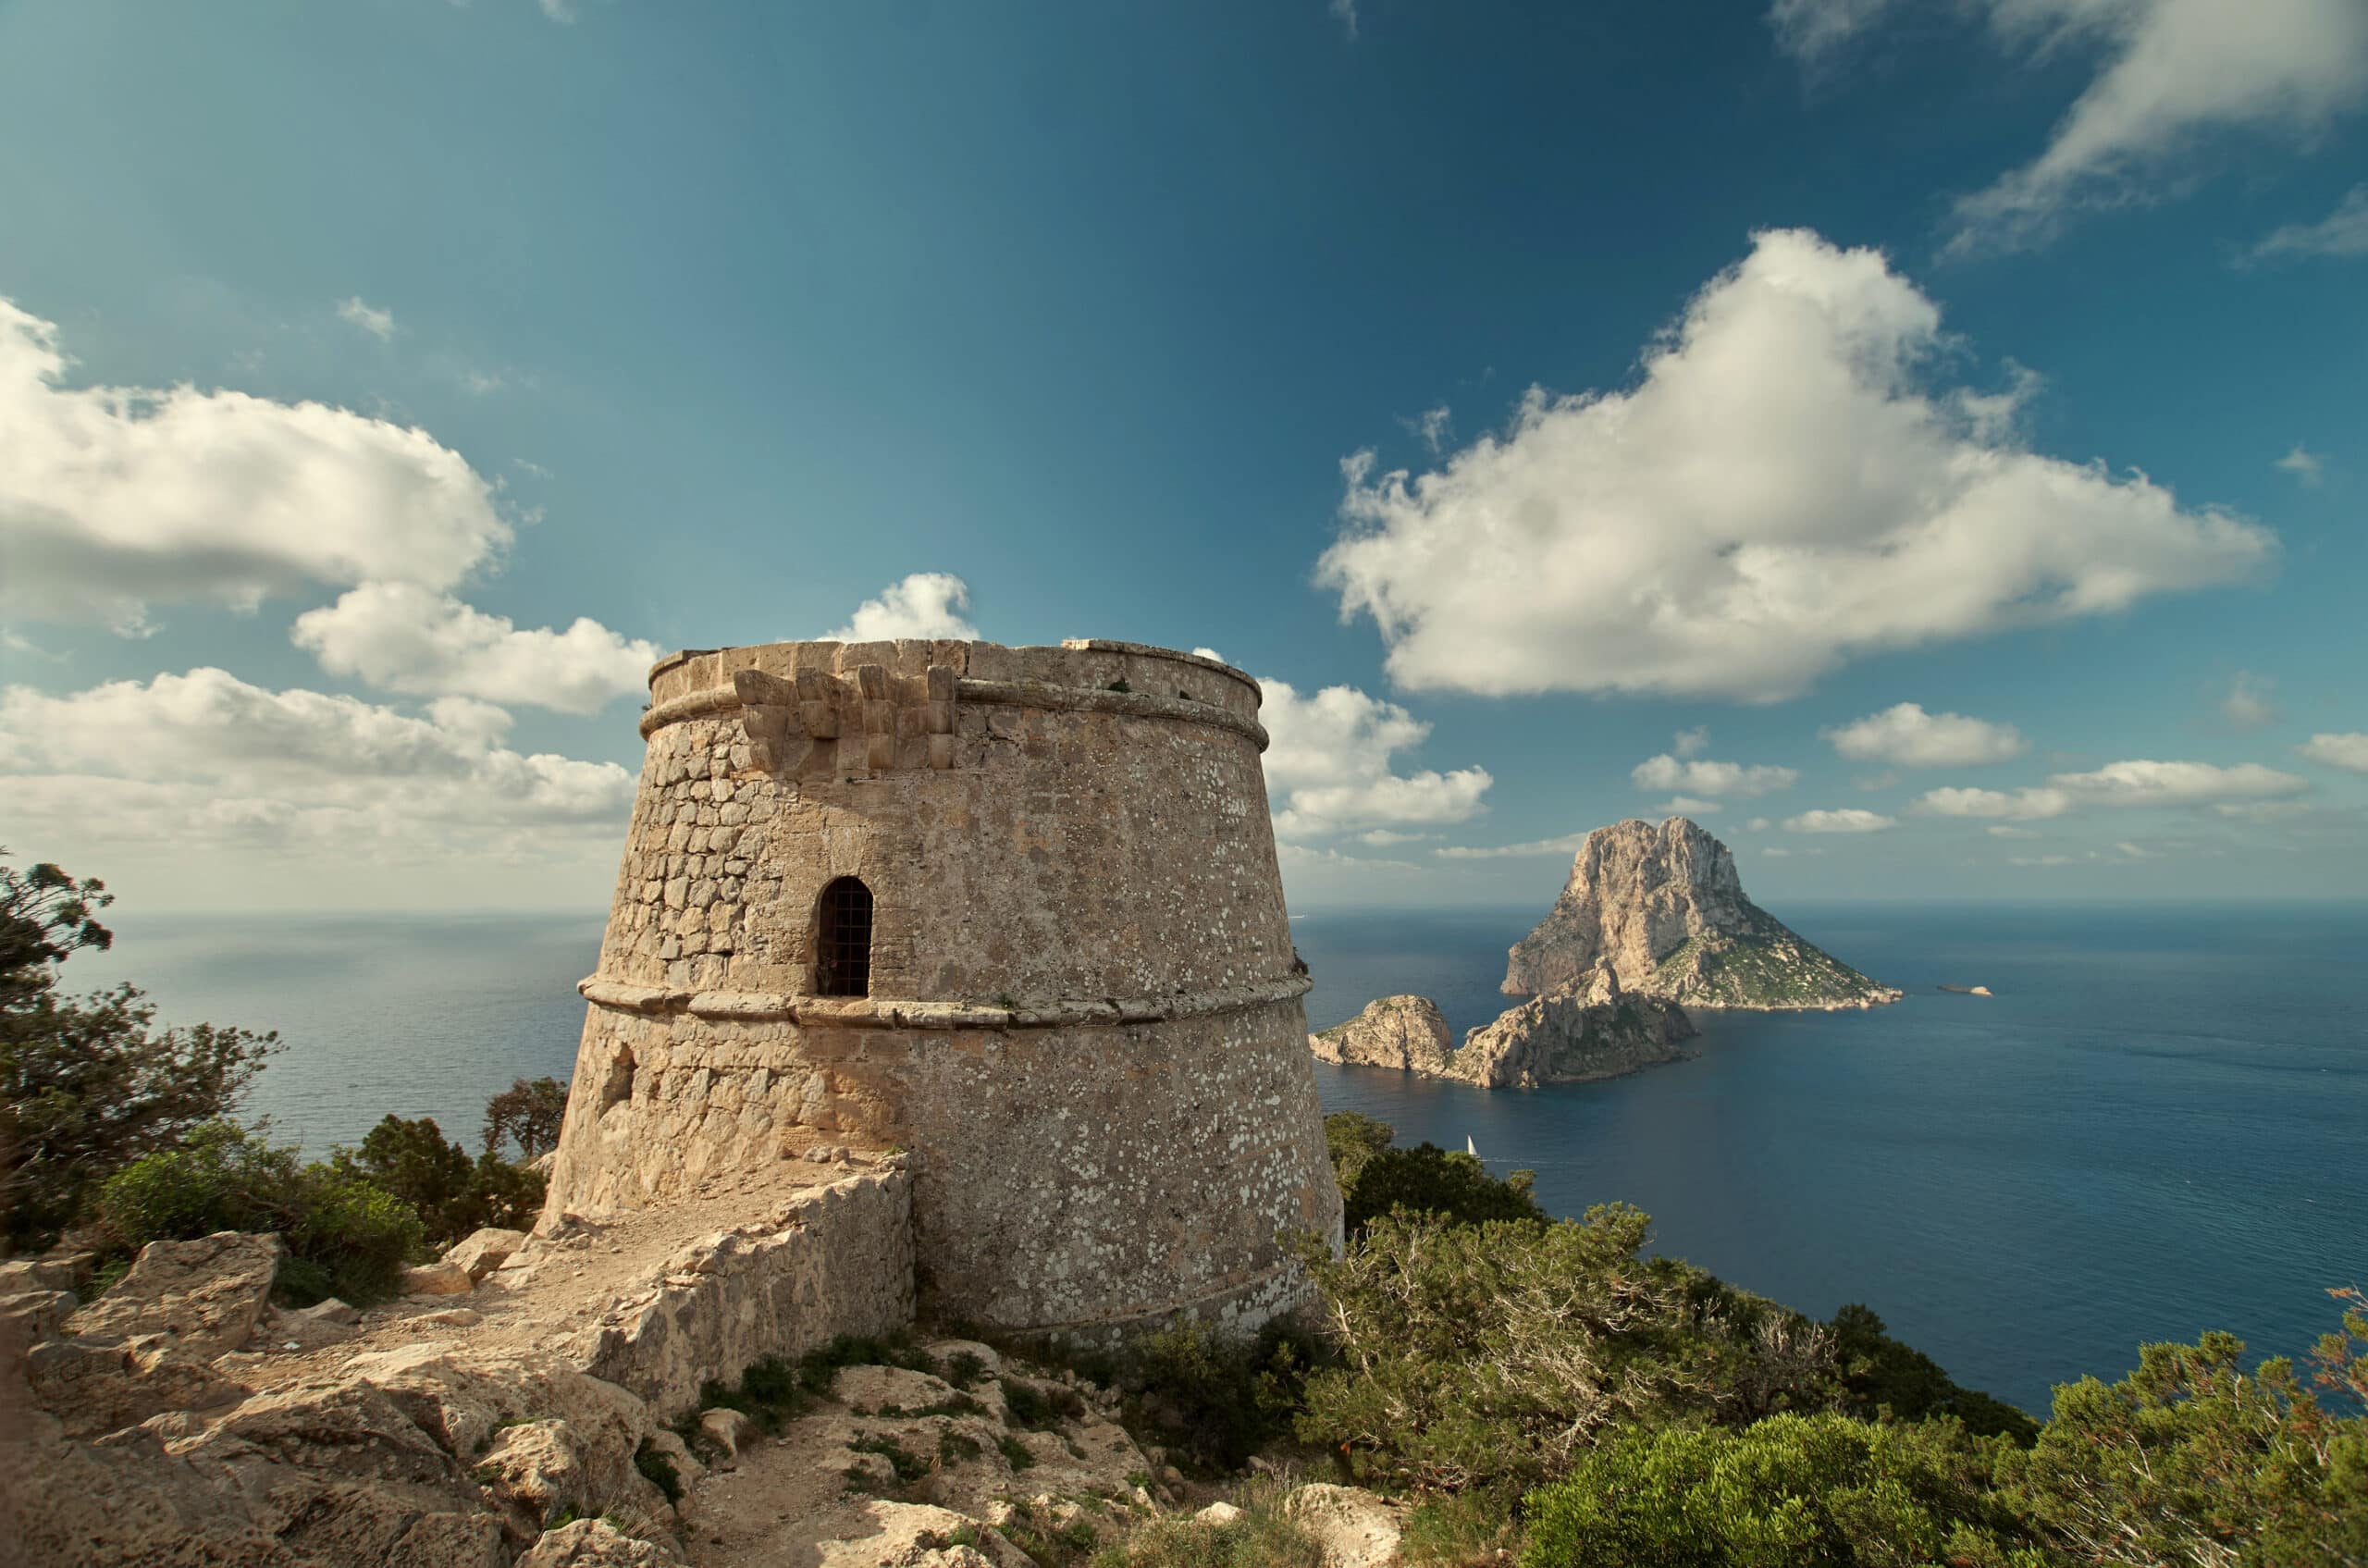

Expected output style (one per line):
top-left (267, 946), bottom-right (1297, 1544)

top-left (72, 902), bottom-right (2368, 1415)
top-left (1300, 903), bottom-right (2368, 1414)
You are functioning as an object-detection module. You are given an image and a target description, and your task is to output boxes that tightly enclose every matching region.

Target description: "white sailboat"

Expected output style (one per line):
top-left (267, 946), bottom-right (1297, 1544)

top-left (1466, 1135), bottom-right (1479, 1158)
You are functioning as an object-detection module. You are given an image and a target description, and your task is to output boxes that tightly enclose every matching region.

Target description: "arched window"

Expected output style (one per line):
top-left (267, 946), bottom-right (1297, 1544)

top-left (814, 877), bottom-right (874, 997)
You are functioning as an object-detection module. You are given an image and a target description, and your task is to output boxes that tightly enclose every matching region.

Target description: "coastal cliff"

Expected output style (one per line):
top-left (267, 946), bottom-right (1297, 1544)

top-left (1504, 817), bottom-right (1901, 1011)
top-left (1310, 969), bottom-right (1694, 1090)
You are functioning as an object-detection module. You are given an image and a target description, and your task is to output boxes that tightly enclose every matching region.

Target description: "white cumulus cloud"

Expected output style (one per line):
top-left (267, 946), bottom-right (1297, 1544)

top-left (1918, 785), bottom-right (2074, 821)
top-left (0, 669), bottom-right (635, 897)
top-left (1631, 753), bottom-right (1800, 799)
top-left (2051, 759), bottom-right (2307, 808)
top-left (826, 573), bottom-right (980, 642)
top-left (1773, 1), bottom-right (2368, 253)
top-left (0, 297), bottom-right (512, 633)
top-left (2273, 445), bottom-right (2325, 485)
top-left (290, 582), bottom-right (660, 715)
top-left (1824, 702), bottom-right (2027, 767)
top-left (2300, 733), bottom-right (2368, 773)
top-left (1782, 807), bottom-right (1896, 833)
top-left (1920, 759), bottom-right (2307, 818)
top-left (1259, 678), bottom-right (1491, 841)
top-left (1433, 833), bottom-right (1591, 861)
top-left (1318, 230), bottom-right (2273, 702)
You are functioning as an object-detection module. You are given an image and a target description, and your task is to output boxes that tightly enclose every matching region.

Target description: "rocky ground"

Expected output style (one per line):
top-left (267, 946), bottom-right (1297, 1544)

top-left (0, 1167), bottom-right (1409, 1568)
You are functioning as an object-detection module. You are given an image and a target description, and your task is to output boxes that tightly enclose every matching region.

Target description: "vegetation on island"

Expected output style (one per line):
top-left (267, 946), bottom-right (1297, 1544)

top-left (0, 855), bottom-right (559, 1302)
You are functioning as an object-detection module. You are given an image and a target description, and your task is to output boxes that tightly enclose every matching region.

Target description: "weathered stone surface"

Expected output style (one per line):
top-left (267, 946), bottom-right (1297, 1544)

top-left (1195, 1500), bottom-right (1245, 1525)
top-left (298, 1297), bottom-right (362, 1327)
top-left (27, 1334), bottom-right (253, 1437)
top-left (515, 1517), bottom-right (685, 1567)
top-left (65, 1230), bottom-right (285, 1359)
top-left (0, 1253), bottom-right (89, 1295)
top-left (698, 1405), bottom-right (754, 1459)
top-left (544, 637), bottom-right (1343, 1340)
top-left (1, 1286), bottom-right (76, 1345)
top-left (566, 1169), bottom-right (914, 1416)
top-left (1285, 1483), bottom-right (1404, 1568)
top-left (1309, 995), bottom-right (1455, 1074)
top-left (1456, 966), bottom-right (1697, 1089)
top-left (442, 1227), bottom-right (528, 1281)
top-left (401, 1260), bottom-right (475, 1296)
top-left (1504, 817), bottom-right (1902, 1010)
top-left (1313, 971), bottom-right (1694, 1092)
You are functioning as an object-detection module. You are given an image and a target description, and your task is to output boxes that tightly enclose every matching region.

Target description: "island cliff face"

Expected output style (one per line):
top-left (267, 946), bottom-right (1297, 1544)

top-left (1503, 817), bottom-right (1901, 1011)
top-left (1310, 970), bottom-right (1694, 1090)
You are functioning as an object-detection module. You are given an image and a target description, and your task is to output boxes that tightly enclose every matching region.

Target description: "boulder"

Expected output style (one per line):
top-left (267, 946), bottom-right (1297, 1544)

top-left (1, 1287), bottom-right (78, 1346)
top-left (817, 1500), bottom-right (1021, 1568)
top-left (298, 1296), bottom-right (363, 1327)
top-left (481, 1418), bottom-right (598, 1526)
top-left (442, 1227), bottom-right (528, 1282)
top-left (515, 1517), bottom-right (685, 1566)
top-left (0, 1253), bottom-right (90, 1295)
top-left (65, 1230), bottom-right (285, 1359)
top-left (25, 1333), bottom-right (252, 1438)
top-left (1195, 1500), bottom-right (1244, 1525)
top-left (1285, 1484), bottom-right (1403, 1568)
top-left (402, 1260), bottom-right (475, 1297)
top-left (698, 1405), bottom-right (755, 1459)
top-left (1309, 995), bottom-right (1457, 1075)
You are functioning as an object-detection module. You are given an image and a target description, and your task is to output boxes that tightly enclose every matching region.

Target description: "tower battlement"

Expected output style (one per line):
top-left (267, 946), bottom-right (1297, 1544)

top-left (543, 636), bottom-right (1342, 1339)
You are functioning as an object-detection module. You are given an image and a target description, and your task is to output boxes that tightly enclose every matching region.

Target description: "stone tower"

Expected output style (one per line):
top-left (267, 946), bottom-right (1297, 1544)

top-left (542, 637), bottom-right (1343, 1339)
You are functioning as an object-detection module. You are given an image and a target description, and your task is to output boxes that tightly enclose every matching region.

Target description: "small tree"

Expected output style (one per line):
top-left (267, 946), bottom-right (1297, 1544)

top-left (1, 857), bottom-right (277, 1252)
top-left (333, 1114), bottom-right (543, 1248)
top-left (482, 1075), bottom-right (570, 1159)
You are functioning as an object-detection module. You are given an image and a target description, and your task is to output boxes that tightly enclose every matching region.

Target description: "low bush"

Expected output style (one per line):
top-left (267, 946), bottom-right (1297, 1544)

top-left (1520, 1412), bottom-right (2037, 1568)
top-left (1326, 1111), bottom-right (1548, 1238)
top-left (330, 1114), bottom-right (542, 1249)
top-left (98, 1119), bottom-right (423, 1304)
top-left (1089, 1482), bottom-right (1322, 1568)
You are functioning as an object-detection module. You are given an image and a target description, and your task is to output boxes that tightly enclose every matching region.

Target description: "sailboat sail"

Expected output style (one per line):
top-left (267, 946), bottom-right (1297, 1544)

top-left (1466, 1135), bottom-right (1478, 1158)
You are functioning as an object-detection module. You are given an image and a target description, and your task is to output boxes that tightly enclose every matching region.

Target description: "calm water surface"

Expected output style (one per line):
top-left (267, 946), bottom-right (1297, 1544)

top-left (77, 902), bottom-right (2368, 1414)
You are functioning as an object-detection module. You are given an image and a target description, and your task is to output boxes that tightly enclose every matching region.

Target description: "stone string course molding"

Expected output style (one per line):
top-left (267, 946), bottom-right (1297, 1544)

top-left (545, 635), bottom-right (1342, 1340)
top-left (575, 972), bottom-right (1316, 1030)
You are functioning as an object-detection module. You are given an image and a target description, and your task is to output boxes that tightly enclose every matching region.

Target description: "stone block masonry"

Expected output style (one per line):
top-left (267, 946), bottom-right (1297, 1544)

top-left (544, 637), bottom-right (1344, 1340)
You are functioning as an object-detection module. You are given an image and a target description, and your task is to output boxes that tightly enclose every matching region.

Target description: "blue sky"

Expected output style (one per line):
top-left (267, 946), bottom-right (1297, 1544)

top-left (1, 0), bottom-right (2363, 912)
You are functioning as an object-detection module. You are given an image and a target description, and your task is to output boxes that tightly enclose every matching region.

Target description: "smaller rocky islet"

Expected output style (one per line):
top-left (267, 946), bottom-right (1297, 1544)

top-left (1310, 816), bottom-right (1900, 1091)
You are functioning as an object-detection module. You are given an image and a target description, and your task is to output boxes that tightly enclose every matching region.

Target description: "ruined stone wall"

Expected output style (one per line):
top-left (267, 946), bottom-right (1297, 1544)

top-left (545, 638), bottom-right (1342, 1338)
top-left (565, 1168), bottom-right (915, 1417)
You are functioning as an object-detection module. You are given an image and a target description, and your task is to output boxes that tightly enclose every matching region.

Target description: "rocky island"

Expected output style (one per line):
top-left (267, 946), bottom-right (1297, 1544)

top-left (1505, 817), bottom-right (1901, 1011)
top-left (1311, 968), bottom-right (1696, 1091)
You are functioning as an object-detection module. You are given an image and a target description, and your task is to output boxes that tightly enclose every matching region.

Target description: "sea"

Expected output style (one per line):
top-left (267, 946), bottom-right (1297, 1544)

top-left (69, 901), bottom-right (2368, 1418)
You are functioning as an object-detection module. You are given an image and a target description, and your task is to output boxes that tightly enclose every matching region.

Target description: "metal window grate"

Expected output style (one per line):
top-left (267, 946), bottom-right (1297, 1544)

top-left (815, 877), bottom-right (873, 997)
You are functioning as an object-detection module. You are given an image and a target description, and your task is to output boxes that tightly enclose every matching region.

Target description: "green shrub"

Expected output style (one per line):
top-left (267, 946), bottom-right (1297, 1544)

top-left (1293, 1204), bottom-right (1834, 1496)
top-left (97, 1120), bottom-right (425, 1304)
top-left (1090, 1483), bottom-right (1321, 1568)
top-left (1996, 1324), bottom-right (2368, 1568)
top-left (2, 858), bottom-right (277, 1251)
top-left (1326, 1111), bottom-right (1548, 1238)
top-left (1121, 1315), bottom-right (1324, 1472)
top-left (482, 1075), bottom-right (569, 1159)
top-left (1830, 1303), bottom-right (2039, 1445)
top-left (1521, 1413), bottom-right (2037, 1568)
top-left (1399, 1491), bottom-right (1519, 1567)
top-left (331, 1115), bottom-right (543, 1249)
